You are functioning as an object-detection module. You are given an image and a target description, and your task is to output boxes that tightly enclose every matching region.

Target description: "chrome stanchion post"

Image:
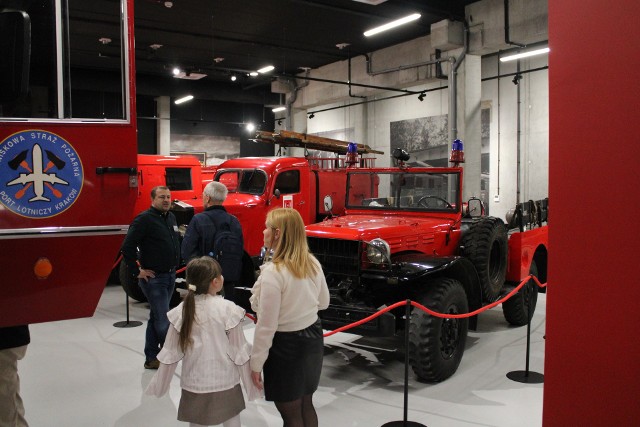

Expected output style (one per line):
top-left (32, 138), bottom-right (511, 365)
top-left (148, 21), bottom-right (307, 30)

top-left (381, 300), bottom-right (427, 427)
top-left (114, 290), bottom-right (142, 328)
top-left (507, 279), bottom-right (543, 383)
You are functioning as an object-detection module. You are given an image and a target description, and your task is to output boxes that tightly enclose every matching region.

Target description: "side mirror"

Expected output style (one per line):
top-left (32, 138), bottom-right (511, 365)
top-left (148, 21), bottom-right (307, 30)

top-left (466, 197), bottom-right (483, 217)
top-left (267, 188), bottom-right (281, 206)
top-left (323, 195), bottom-right (333, 213)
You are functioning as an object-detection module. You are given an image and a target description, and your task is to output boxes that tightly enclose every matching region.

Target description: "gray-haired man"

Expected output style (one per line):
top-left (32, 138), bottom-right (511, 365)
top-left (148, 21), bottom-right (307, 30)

top-left (181, 181), bottom-right (244, 302)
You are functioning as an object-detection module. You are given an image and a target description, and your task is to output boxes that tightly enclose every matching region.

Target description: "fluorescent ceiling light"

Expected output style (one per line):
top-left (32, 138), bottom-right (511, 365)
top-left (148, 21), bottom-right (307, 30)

top-left (272, 106), bottom-right (286, 113)
top-left (257, 65), bottom-right (275, 74)
top-left (364, 13), bottom-right (421, 37)
top-left (500, 47), bottom-right (550, 62)
top-left (174, 95), bottom-right (194, 105)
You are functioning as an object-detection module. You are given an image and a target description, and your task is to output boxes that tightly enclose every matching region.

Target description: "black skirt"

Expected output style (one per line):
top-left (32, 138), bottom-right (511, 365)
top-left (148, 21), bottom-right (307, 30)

top-left (263, 318), bottom-right (324, 402)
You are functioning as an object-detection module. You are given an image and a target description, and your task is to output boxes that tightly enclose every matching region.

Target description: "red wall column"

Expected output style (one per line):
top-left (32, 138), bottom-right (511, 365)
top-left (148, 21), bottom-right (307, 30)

top-left (545, 1), bottom-right (640, 425)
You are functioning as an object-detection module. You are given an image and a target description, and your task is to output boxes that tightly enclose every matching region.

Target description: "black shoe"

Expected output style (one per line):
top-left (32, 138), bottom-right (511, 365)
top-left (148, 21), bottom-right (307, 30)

top-left (144, 359), bottom-right (160, 369)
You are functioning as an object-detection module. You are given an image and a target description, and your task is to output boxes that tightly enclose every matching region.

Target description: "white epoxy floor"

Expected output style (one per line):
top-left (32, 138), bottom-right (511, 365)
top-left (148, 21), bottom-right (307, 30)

top-left (19, 284), bottom-right (546, 426)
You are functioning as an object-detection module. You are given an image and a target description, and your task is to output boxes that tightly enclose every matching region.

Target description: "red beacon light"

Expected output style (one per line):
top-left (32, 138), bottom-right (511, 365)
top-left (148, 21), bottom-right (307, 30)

top-left (449, 139), bottom-right (465, 166)
top-left (346, 142), bottom-right (359, 167)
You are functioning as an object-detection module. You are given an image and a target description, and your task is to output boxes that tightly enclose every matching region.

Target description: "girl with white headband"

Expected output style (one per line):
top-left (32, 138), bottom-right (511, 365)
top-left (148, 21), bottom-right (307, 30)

top-left (146, 256), bottom-right (261, 427)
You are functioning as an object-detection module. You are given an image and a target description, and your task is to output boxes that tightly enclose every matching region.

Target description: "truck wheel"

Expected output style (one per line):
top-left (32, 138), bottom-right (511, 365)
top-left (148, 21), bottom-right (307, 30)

top-left (409, 278), bottom-right (468, 382)
top-left (118, 261), bottom-right (148, 303)
top-left (502, 261), bottom-right (539, 326)
top-left (460, 217), bottom-right (508, 301)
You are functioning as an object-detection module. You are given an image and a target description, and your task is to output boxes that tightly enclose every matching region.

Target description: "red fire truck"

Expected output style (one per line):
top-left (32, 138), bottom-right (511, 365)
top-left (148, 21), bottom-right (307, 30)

top-left (213, 131), bottom-right (381, 287)
top-left (0, 1), bottom-right (138, 327)
top-left (304, 147), bottom-right (548, 382)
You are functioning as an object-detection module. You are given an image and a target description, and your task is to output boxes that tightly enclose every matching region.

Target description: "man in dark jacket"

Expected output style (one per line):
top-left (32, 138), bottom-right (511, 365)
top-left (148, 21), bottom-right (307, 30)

top-left (0, 325), bottom-right (30, 426)
top-left (121, 186), bottom-right (180, 369)
top-left (182, 181), bottom-right (244, 303)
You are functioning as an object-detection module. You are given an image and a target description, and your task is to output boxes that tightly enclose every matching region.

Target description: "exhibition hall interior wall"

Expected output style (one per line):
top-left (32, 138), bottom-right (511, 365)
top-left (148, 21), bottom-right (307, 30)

top-left (296, 53), bottom-right (548, 223)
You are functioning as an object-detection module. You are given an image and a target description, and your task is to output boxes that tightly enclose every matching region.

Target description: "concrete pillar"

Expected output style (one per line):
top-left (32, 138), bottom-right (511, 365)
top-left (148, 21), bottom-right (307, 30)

top-left (456, 54), bottom-right (482, 201)
top-left (156, 96), bottom-right (171, 155)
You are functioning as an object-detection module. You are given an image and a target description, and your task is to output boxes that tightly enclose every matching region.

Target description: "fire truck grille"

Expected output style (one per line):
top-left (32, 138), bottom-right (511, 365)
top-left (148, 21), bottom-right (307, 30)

top-left (307, 237), bottom-right (361, 278)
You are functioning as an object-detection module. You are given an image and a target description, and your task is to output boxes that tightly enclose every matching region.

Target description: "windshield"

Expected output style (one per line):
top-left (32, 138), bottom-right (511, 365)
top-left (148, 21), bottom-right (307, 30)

top-left (216, 169), bottom-right (267, 195)
top-left (346, 171), bottom-right (460, 212)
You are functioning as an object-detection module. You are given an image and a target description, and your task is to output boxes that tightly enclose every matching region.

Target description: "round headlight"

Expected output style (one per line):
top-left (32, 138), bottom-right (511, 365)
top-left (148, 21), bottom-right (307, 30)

top-left (366, 238), bottom-right (390, 264)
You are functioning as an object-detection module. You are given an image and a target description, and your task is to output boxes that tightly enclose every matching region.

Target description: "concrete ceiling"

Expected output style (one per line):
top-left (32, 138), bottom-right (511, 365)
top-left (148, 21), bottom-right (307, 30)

top-left (71, 0), bottom-right (476, 101)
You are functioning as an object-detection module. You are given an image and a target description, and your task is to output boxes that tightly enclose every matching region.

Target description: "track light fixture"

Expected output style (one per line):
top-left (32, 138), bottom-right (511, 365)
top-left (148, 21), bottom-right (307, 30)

top-left (174, 95), bottom-right (193, 105)
top-left (308, 113), bottom-right (315, 119)
top-left (500, 47), bottom-right (550, 62)
top-left (512, 74), bottom-right (522, 85)
top-left (277, 119), bottom-right (282, 126)
top-left (418, 92), bottom-right (426, 101)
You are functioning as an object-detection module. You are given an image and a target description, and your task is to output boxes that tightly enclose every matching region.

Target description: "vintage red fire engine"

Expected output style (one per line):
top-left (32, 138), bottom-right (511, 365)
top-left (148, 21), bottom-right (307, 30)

top-left (304, 144), bottom-right (548, 382)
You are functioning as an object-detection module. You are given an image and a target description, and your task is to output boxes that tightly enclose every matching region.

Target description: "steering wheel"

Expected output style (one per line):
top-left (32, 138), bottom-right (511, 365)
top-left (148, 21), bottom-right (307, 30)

top-left (417, 195), bottom-right (453, 209)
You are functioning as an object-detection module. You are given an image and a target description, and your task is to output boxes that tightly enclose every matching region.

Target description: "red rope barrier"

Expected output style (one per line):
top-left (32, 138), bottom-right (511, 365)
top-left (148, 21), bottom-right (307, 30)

top-left (241, 276), bottom-right (547, 338)
top-left (176, 266), bottom-right (186, 274)
top-left (322, 275), bottom-right (547, 337)
top-left (112, 254), bottom-right (123, 270)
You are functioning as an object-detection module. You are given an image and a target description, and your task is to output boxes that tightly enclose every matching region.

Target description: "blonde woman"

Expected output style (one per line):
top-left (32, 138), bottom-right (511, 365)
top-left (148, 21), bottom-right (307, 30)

top-left (250, 208), bottom-right (330, 427)
top-left (146, 257), bottom-right (260, 427)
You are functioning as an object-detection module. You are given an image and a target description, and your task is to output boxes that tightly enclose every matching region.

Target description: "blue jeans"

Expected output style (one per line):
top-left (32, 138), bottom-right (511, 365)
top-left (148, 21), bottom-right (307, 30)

top-left (138, 271), bottom-right (175, 362)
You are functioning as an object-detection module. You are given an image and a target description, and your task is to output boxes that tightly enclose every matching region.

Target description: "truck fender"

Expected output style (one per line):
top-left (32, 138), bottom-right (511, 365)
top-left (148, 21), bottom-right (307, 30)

top-left (392, 253), bottom-right (482, 316)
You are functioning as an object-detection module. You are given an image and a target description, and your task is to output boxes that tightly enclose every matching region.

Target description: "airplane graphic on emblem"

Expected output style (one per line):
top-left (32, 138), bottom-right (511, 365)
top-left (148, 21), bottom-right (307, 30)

top-left (7, 144), bottom-right (69, 202)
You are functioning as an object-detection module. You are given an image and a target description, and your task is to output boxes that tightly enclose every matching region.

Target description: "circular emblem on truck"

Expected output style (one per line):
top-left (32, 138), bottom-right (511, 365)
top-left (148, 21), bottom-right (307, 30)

top-left (0, 130), bottom-right (84, 219)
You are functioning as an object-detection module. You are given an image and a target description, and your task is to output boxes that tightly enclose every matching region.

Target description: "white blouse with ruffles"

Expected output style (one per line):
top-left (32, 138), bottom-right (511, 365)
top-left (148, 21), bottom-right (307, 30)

top-left (154, 294), bottom-right (247, 393)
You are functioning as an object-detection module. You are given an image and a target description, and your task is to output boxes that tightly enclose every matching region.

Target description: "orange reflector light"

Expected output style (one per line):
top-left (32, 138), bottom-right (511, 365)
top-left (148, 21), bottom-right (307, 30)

top-left (34, 257), bottom-right (53, 279)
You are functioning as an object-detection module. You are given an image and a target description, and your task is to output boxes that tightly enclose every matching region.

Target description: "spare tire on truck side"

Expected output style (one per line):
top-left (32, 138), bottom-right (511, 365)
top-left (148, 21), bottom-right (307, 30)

top-left (119, 261), bottom-right (148, 303)
top-left (460, 217), bottom-right (508, 301)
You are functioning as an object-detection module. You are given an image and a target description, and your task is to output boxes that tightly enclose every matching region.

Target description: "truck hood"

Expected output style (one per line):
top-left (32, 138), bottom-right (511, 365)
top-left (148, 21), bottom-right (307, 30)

top-left (305, 214), bottom-right (454, 242)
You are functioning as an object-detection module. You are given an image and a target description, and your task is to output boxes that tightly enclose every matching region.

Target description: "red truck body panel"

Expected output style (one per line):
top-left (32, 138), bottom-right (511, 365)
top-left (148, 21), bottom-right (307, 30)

top-left (506, 226), bottom-right (549, 282)
top-left (0, 0), bottom-right (138, 327)
top-left (215, 156), bottom-right (354, 258)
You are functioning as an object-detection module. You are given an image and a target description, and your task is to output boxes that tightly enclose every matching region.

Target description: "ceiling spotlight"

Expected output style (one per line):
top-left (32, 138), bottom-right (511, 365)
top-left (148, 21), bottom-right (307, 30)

top-left (246, 123), bottom-right (256, 132)
top-left (257, 65), bottom-right (275, 74)
top-left (364, 13), bottom-right (421, 37)
top-left (99, 37), bottom-right (112, 45)
top-left (308, 113), bottom-right (315, 119)
top-left (418, 92), bottom-right (426, 101)
top-left (230, 75), bottom-right (237, 81)
top-left (172, 67), bottom-right (180, 76)
top-left (164, 1), bottom-right (173, 8)
top-left (174, 95), bottom-right (193, 105)
top-left (335, 43), bottom-right (350, 50)
top-left (149, 43), bottom-right (163, 50)
top-left (213, 57), bottom-right (225, 63)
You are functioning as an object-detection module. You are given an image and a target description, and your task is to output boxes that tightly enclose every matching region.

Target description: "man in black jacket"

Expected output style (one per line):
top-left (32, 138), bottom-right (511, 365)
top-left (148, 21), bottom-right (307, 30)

top-left (0, 325), bottom-right (30, 426)
top-left (121, 186), bottom-right (180, 369)
top-left (182, 181), bottom-right (243, 303)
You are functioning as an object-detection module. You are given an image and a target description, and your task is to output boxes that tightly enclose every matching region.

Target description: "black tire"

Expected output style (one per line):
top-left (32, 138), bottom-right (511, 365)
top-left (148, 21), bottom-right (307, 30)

top-left (502, 260), bottom-right (539, 326)
top-left (409, 278), bottom-right (469, 382)
top-left (460, 217), bottom-right (508, 301)
top-left (118, 261), bottom-right (148, 303)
